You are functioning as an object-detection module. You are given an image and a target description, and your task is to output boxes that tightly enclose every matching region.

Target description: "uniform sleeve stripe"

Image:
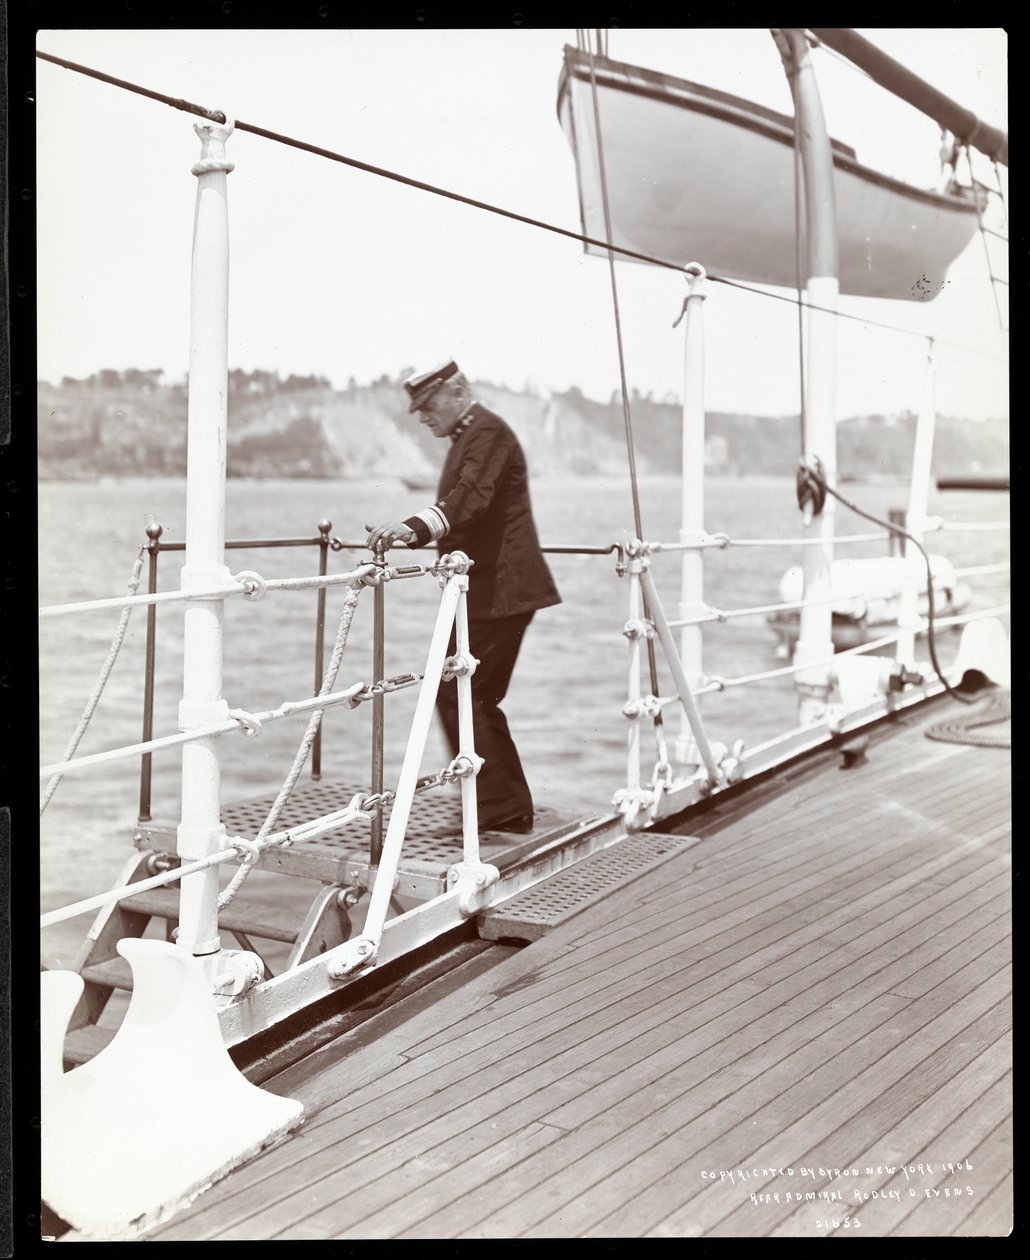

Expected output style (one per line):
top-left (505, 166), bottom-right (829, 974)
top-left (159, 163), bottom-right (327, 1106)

top-left (416, 506), bottom-right (450, 540)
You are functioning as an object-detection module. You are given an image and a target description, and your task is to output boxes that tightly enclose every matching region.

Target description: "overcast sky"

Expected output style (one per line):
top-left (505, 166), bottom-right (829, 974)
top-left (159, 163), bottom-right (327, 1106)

top-left (34, 27), bottom-right (1008, 420)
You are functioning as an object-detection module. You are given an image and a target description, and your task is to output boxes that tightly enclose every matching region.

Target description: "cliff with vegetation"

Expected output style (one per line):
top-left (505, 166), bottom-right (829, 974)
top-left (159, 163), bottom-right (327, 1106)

top-left (37, 368), bottom-right (1009, 483)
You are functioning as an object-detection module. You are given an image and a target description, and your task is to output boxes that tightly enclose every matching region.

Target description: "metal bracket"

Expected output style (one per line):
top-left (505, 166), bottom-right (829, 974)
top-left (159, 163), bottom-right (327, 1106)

top-left (327, 936), bottom-right (378, 979)
top-left (446, 861), bottom-right (501, 916)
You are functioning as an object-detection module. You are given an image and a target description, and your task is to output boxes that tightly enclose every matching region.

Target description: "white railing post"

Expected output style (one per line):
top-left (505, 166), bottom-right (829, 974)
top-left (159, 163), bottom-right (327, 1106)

top-left (175, 117), bottom-right (235, 960)
top-left (897, 341), bottom-right (938, 663)
top-left (676, 263), bottom-right (708, 769)
top-left (329, 565), bottom-right (487, 974)
top-left (362, 576), bottom-right (462, 942)
top-left (640, 566), bottom-right (721, 785)
top-left (624, 560), bottom-right (645, 797)
top-left (452, 583), bottom-right (484, 869)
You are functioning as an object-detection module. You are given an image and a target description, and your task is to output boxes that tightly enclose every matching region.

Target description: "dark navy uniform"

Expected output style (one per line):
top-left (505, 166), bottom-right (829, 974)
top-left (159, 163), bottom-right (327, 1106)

top-left (404, 402), bottom-right (560, 830)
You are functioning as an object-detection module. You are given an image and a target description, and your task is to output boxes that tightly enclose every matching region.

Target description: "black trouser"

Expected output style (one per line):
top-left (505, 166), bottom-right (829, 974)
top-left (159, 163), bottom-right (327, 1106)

top-left (436, 610), bottom-right (534, 828)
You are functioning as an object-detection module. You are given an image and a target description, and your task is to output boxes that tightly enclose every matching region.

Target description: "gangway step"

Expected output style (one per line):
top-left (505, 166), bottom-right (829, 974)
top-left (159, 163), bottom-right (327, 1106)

top-left (121, 888), bottom-right (300, 944)
top-left (62, 1024), bottom-right (118, 1067)
top-left (80, 957), bottom-right (134, 991)
top-left (478, 831), bottom-right (697, 944)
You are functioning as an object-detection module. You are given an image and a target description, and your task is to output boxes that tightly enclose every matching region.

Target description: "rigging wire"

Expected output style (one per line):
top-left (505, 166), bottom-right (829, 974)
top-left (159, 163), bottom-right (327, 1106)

top-left (34, 49), bottom-right (1006, 364)
top-left (584, 32), bottom-right (666, 741)
top-left (962, 145), bottom-right (1009, 334)
top-left (584, 48), bottom-right (644, 539)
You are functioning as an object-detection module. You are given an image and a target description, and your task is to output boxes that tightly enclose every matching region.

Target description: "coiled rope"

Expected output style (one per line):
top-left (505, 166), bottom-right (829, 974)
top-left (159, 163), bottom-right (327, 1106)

top-left (926, 689), bottom-right (1010, 747)
top-left (39, 545), bottom-right (146, 814)
top-left (217, 581), bottom-right (364, 910)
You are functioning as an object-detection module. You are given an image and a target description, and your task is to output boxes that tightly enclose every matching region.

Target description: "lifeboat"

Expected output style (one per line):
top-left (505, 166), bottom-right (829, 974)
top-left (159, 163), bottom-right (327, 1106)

top-left (557, 45), bottom-right (983, 300)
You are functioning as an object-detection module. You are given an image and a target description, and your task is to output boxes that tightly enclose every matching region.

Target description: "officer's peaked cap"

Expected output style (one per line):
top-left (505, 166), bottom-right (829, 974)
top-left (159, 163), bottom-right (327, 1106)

top-left (404, 360), bottom-right (459, 413)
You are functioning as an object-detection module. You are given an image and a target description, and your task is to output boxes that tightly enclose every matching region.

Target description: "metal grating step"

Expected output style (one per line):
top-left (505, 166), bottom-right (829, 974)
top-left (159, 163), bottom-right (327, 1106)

top-left (220, 782), bottom-right (572, 862)
top-left (478, 832), bottom-right (697, 943)
top-left (137, 783), bottom-right (581, 896)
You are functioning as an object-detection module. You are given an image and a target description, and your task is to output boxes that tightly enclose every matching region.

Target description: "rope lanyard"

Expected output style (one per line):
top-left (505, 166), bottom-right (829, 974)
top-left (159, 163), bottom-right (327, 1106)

top-left (217, 582), bottom-right (363, 910)
top-left (40, 546), bottom-right (146, 815)
top-left (584, 31), bottom-right (666, 733)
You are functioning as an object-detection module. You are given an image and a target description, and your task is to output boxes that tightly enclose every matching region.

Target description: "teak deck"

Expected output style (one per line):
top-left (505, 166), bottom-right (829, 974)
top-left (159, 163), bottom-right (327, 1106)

top-left (145, 692), bottom-right (1011, 1239)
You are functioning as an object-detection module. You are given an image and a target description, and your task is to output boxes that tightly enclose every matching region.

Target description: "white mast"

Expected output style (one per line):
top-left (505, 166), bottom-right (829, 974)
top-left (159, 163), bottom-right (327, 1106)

top-left (773, 28), bottom-right (839, 726)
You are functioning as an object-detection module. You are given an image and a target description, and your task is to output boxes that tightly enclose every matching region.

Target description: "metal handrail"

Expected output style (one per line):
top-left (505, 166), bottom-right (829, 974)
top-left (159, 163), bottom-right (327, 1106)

top-left (136, 519), bottom-right (336, 823)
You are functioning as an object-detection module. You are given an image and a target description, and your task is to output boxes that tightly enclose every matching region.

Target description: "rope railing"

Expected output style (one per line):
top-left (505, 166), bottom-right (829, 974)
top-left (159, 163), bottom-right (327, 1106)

top-left (38, 563), bottom-right (378, 619)
top-left (38, 681), bottom-right (368, 779)
top-left (691, 602), bottom-right (1010, 693)
top-left (39, 762), bottom-right (466, 929)
top-left (40, 581), bottom-right (261, 618)
top-left (952, 562), bottom-right (1010, 578)
top-left (644, 527), bottom-right (919, 553)
top-left (669, 588), bottom-right (878, 629)
top-left (38, 669), bottom-right (424, 781)
top-left (39, 555), bottom-right (479, 619)
top-left (40, 547), bottom-right (147, 815)
top-left (41, 556), bottom-right (486, 943)
top-left (939, 520), bottom-right (1010, 533)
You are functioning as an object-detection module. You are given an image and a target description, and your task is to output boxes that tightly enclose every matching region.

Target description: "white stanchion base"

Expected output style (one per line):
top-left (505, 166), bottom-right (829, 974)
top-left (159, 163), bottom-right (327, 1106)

top-left (41, 938), bottom-right (304, 1239)
top-left (951, 617), bottom-right (1010, 689)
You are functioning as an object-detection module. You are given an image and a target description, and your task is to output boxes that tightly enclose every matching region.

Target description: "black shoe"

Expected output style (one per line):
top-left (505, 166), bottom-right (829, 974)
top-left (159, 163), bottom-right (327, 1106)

top-left (482, 813), bottom-right (534, 834)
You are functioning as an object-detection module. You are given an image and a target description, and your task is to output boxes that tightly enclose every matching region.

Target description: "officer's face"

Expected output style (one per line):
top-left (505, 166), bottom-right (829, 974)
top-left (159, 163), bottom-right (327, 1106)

top-left (417, 385), bottom-right (464, 438)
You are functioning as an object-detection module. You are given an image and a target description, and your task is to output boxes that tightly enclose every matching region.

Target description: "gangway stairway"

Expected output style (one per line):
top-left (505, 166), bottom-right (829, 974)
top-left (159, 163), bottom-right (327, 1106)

top-left (58, 784), bottom-right (636, 1069)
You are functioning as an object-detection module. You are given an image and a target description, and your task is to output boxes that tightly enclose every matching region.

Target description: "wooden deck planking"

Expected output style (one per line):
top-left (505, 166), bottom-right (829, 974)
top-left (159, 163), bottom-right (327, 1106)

top-left (209, 866), bottom-right (1003, 1239)
top-left (881, 1098), bottom-right (1012, 1236)
top-left (274, 856), bottom-right (1003, 1239)
top-left (629, 978), bottom-right (1011, 1240)
top-left (819, 1068), bottom-right (1013, 1236)
top-left (697, 985), bottom-right (1012, 1237)
top-left (145, 695), bottom-right (1010, 1239)
top-left (493, 950), bottom-right (1010, 1238)
top-left (765, 1051), bottom-right (1012, 1235)
top-left (952, 1169), bottom-right (1013, 1236)
top-left (154, 876), bottom-right (1013, 1239)
top-left (156, 871), bottom-right (1008, 1234)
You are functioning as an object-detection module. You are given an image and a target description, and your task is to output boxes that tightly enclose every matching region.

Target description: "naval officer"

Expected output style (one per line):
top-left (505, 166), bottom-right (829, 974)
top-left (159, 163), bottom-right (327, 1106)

top-left (365, 360), bottom-right (560, 834)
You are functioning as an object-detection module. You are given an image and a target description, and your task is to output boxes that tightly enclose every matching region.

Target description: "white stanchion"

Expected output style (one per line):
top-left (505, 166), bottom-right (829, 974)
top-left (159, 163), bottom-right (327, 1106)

top-left (41, 939), bottom-right (303, 1239)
